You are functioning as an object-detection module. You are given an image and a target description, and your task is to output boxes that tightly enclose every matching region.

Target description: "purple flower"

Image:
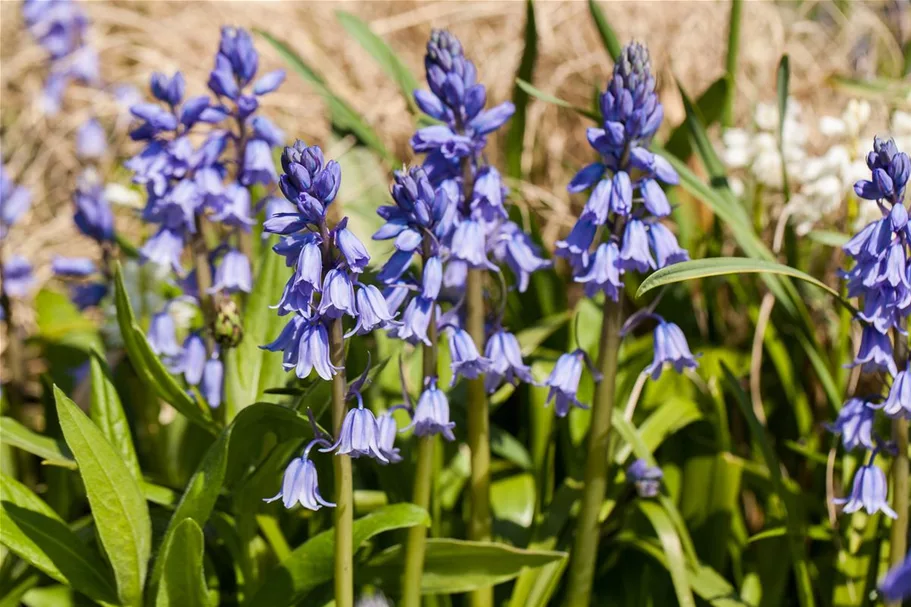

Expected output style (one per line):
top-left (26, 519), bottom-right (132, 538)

top-left (390, 296), bottom-right (433, 346)
top-left (70, 282), bottom-right (107, 309)
top-left (641, 179), bottom-right (671, 217)
top-left (72, 173), bottom-right (113, 243)
top-left (850, 327), bottom-right (897, 376)
top-left (51, 256), bottom-right (96, 277)
top-left (422, 256), bottom-right (443, 300)
top-left (883, 365), bottom-right (911, 419)
top-left (619, 219), bottom-right (655, 272)
top-left (627, 459), bottom-right (663, 498)
top-left (376, 412), bottom-right (402, 464)
top-left (148, 309), bottom-right (181, 358)
top-left (318, 268), bottom-right (356, 319)
top-left (3, 256), bottom-right (34, 298)
top-left (292, 239), bottom-right (324, 294)
top-left (175, 333), bottom-right (207, 385)
top-left (208, 183), bottom-right (255, 229)
top-left (241, 139), bottom-right (278, 186)
top-left (263, 317), bottom-right (338, 380)
top-left (451, 219), bottom-right (494, 269)
top-left (335, 218), bottom-right (370, 273)
top-left (202, 356), bottom-right (223, 408)
top-left (484, 330), bottom-right (533, 393)
top-left (210, 249), bottom-right (252, 294)
top-left (645, 320), bottom-right (698, 379)
top-left (835, 462), bottom-right (897, 518)
top-left (406, 380), bottom-right (456, 440)
top-left (448, 327), bottom-right (491, 383)
top-left (265, 440), bottom-right (335, 511)
top-left (880, 551), bottom-right (911, 603)
top-left (495, 223), bottom-right (551, 293)
top-left (648, 222), bottom-right (689, 268)
top-left (828, 398), bottom-right (876, 451)
top-left (0, 166), bottom-right (31, 235)
top-left (346, 285), bottom-right (400, 337)
top-left (576, 242), bottom-right (624, 300)
top-left (545, 351), bottom-right (586, 417)
top-left (325, 405), bottom-right (388, 462)
top-left (76, 118), bottom-right (107, 160)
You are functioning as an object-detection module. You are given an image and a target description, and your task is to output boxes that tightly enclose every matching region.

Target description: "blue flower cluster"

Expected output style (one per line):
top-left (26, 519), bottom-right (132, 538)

top-left (263, 141), bottom-right (402, 510)
top-left (830, 136), bottom-right (911, 519)
top-left (126, 26), bottom-right (285, 408)
top-left (22, 0), bottom-right (100, 115)
top-left (1, 164), bottom-right (33, 309)
top-left (547, 42), bottom-right (697, 416)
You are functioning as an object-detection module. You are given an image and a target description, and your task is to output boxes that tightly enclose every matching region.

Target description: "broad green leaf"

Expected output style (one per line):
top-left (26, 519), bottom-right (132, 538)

top-left (491, 473), bottom-right (535, 528)
top-left (722, 0), bottom-right (742, 127)
top-left (224, 236), bottom-right (291, 417)
top-left (34, 288), bottom-right (102, 353)
top-left (587, 0), bottom-right (621, 61)
top-left (720, 365), bottom-right (815, 607)
top-left (507, 558), bottom-right (567, 607)
top-left (515, 79), bottom-right (600, 121)
top-left (244, 504), bottom-right (429, 606)
top-left (155, 519), bottom-right (208, 607)
top-left (666, 77), bottom-right (729, 160)
top-left (89, 352), bottom-right (141, 481)
top-left (0, 417), bottom-right (75, 469)
top-left (364, 539), bottom-right (567, 595)
top-left (639, 501), bottom-right (696, 607)
top-left (55, 386), bottom-right (151, 607)
top-left (148, 403), bottom-right (312, 600)
top-left (636, 258), bottom-right (850, 309)
top-left (113, 263), bottom-right (217, 435)
top-left (256, 29), bottom-right (395, 164)
top-left (335, 12), bottom-right (420, 114)
top-left (0, 473), bottom-right (118, 605)
top-left (505, 0), bottom-right (538, 178)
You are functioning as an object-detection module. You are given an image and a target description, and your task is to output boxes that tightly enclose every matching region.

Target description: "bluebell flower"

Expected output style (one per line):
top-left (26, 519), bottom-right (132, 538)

top-left (835, 462), bottom-right (897, 518)
top-left (210, 249), bottom-right (252, 294)
top-left (265, 439), bottom-right (335, 510)
top-left (175, 333), bottom-right (207, 385)
top-left (627, 459), bottom-right (663, 498)
top-left (346, 285), bottom-right (400, 337)
top-left (264, 317), bottom-right (338, 380)
top-left (208, 183), bottom-right (255, 229)
top-left (645, 320), bottom-right (698, 379)
top-left (376, 412), bottom-right (402, 464)
top-left (883, 365), bottom-right (911, 419)
top-left (324, 404), bottom-right (388, 462)
top-left (449, 327), bottom-right (492, 382)
top-left (619, 219), bottom-right (655, 272)
top-left (1, 165), bottom-right (31, 237)
top-left (422, 256), bottom-right (443, 300)
top-left (335, 218), bottom-right (370, 273)
top-left (484, 330), bottom-right (533, 393)
top-left (76, 118), bottom-right (107, 160)
top-left (648, 222), bottom-right (689, 268)
top-left (70, 282), bottom-right (108, 309)
top-left (72, 172), bottom-right (113, 243)
top-left (880, 551), bottom-right (911, 603)
top-left (51, 256), bottom-right (96, 277)
top-left (555, 217), bottom-right (597, 270)
top-left (407, 380), bottom-right (456, 441)
top-left (241, 139), bottom-right (278, 186)
top-left (148, 308), bottom-right (181, 357)
top-left (318, 268), bottom-right (356, 319)
top-left (391, 296), bottom-right (433, 346)
top-left (140, 227), bottom-right (185, 272)
top-left (828, 398), bottom-right (876, 451)
top-left (450, 219), bottom-right (495, 270)
top-left (493, 222), bottom-right (551, 293)
top-left (202, 356), bottom-right (223, 408)
top-left (3, 256), bottom-right (34, 298)
top-left (545, 351), bottom-right (586, 417)
top-left (850, 327), bottom-right (897, 376)
top-left (576, 242), bottom-right (623, 300)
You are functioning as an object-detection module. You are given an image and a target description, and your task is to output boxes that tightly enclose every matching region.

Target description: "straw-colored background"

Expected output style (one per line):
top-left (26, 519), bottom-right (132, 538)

top-left (0, 1), bottom-right (901, 293)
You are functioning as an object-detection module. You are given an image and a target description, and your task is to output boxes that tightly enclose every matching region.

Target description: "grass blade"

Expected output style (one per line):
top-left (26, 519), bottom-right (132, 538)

top-left (722, 0), bottom-right (742, 127)
top-left (505, 0), bottom-right (538, 178)
top-left (588, 0), bottom-right (622, 61)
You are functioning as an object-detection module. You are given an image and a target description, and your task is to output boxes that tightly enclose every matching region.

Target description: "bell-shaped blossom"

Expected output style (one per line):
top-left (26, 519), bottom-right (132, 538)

top-left (346, 284), bottom-right (400, 337)
top-left (51, 256), bottom-right (96, 277)
top-left (850, 326), bottom-right (897, 376)
top-left (576, 242), bottom-right (624, 300)
top-left (202, 356), bottom-right (223, 408)
top-left (175, 333), bottom-right (207, 385)
top-left (148, 308), bottom-right (181, 357)
top-left (835, 462), bottom-right (897, 518)
top-left (390, 296), bottom-right (433, 346)
top-left (627, 459), bottom-right (663, 498)
top-left (265, 440), bottom-right (335, 511)
top-left (880, 551), bottom-right (911, 604)
top-left (73, 172), bottom-right (113, 243)
top-left (484, 330), bottom-right (533, 393)
top-left (376, 412), bottom-right (402, 464)
top-left (406, 380), bottom-right (456, 440)
top-left (263, 317), bottom-right (338, 380)
top-left (318, 268), bottom-right (356, 319)
top-left (619, 219), bottom-right (655, 272)
top-left (648, 222), bottom-right (689, 268)
top-left (645, 320), bottom-right (699, 379)
top-left (883, 365), bottom-right (911, 419)
top-left (335, 218), bottom-right (370, 273)
top-left (449, 327), bottom-right (492, 382)
top-left (76, 118), bottom-right (107, 160)
top-left (3, 256), bottom-right (34, 298)
top-left (324, 405), bottom-right (388, 462)
top-left (545, 351), bottom-right (586, 417)
top-left (828, 398), bottom-right (876, 451)
top-left (210, 249), bottom-right (252, 294)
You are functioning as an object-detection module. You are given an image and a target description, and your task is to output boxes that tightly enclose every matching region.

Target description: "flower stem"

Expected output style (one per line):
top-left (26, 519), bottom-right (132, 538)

top-left (329, 317), bottom-right (353, 607)
top-left (402, 237), bottom-right (440, 607)
top-left (563, 297), bottom-right (623, 607)
top-left (466, 266), bottom-right (492, 607)
top-left (889, 333), bottom-right (909, 607)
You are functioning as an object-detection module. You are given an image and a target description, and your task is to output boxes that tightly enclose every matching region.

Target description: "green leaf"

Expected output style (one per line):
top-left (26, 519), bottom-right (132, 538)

top-left (113, 262), bottom-right (217, 435)
top-left (636, 258), bottom-right (852, 311)
top-left (335, 12), bottom-right (420, 114)
top-left (515, 79), bottom-right (600, 121)
top-left (54, 386), bottom-right (151, 607)
top-left (828, 74), bottom-right (911, 102)
top-left (587, 0), bottom-right (621, 60)
top-left (639, 501), bottom-right (696, 607)
top-left (507, 558), bottom-right (568, 607)
top-left (155, 519), bottom-right (208, 607)
top-left (0, 416), bottom-right (75, 469)
top-left (491, 473), bottom-right (535, 528)
top-left (776, 55), bottom-right (791, 198)
top-left (245, 504), bottom-right (429, 606)
top-left (89, 352), bottom-right (141, 481)
top-left (364, 539), bottom-right (567, 595)
top-left (666, 77), bottom-right (729, 160)
top-left (806, 229), bottom-right (849, 247)
top-left (505, 0), bottom-right (538, 178)
top-left (34, 289), bottom-right (102, 353)
top-left (613, 398), bottom-right (702, 464)
top-left (148, 403), bottom-right (312, 600)
top-left (0, 473), bottom-right (118, 605)
top-left (223, 236), bottom-right (292, 417)
top-left (256, 29), bottom-right (395, 164)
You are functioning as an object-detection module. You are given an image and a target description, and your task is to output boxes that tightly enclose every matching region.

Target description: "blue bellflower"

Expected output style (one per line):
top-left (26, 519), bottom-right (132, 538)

top-left (645, 319), bottom-right (699, 379)
top-left (484, 330), bottom-right (534, 393)
top-left (265, 439), bottom-right (335, 511)
top-left (407, 380), bottom-right (456, 440)
top-left (545, 350), bottom-right (587, 417)
top-left (835, 462), bottom-right (897, 519)
top-left (627, 459), bottom-right (663, 498)
top-left (449, 327), bottom-right (492, 383)
top-left (880, 551), bottom-right (911, 603)
top-left (325, 404), bottom-right (389, 463)
top-left (828, 398), bottom-right (876, 451)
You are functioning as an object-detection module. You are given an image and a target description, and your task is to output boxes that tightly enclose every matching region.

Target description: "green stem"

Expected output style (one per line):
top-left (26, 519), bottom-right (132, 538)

top-left (563, 297), bottom-right (623, 607)
top-left (722, 0), bottom-right (742, 128)
top-left (402, 237), bottom-right (440, 607)
top-left (329, 317), bottom-right (353, 607)
top-left (889, 332), bottom-right (909, 607)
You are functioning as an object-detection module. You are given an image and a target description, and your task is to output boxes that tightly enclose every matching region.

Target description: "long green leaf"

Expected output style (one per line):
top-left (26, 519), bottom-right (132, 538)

top-left (613, 398), bottom-right (702, 464)
top-left (636, 258), bottom-right (852, 311)
top-left (335, 12), bottom-right (420, 114)
top-left (828, 74), bottom-right (911, 102)
top-left (364, 539), bottom-right (567, 595)
top-left (505, 0), bottom-right (538, 178)
top-left (244, 504), bottom-right (429, 606)
top-left (89, 352), bottom-right (141, 481)
top-left (515, 79), bottom-right (600, 121)
top-left (776, 55), bottom-right (791, 199)
top-left (55, 386), bottom-right (151, 607)
top-left (155, 518), bottom-right (208, 607)
top-left (0, 416), bottom-right (75, 469)
top-left (0, 473), bottom-right (118, 605)
top-left (639, 501), bottom-right (696, 607)
top-left (587, 0), bottom-right (621, 60)
top-left (113, 263), bottom-right (217, 435)
top-left (666, 77), bottom-right (729, 160)
top-left (256, 29), bottom-right (395, 163)
top-left (223, 235), bottom-right (291, 417)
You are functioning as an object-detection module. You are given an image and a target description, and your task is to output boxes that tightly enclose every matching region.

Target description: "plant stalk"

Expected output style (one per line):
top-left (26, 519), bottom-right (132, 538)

top-left (563, 297), bottom-right (623, 607)
top-left (402, 237), bottom-right (440, 607)
top-left (889, 332), bottom-right (909, 607)
top-left (722, 0), bottom-right (742, 128)
top-left (329, 317), bottom-right (353, 607)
